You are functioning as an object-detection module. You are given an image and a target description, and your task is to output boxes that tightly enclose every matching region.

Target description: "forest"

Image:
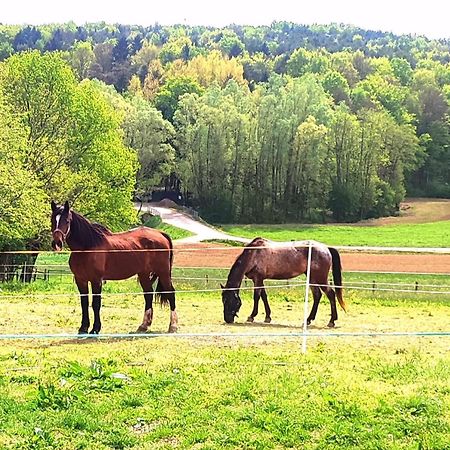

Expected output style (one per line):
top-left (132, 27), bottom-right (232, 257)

top-left (0, 21), bottom-right (449, 253)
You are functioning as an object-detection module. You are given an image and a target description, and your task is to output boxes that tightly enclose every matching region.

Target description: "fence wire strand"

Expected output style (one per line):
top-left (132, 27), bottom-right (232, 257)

top-left (0, 246), bottom-right (449, 341)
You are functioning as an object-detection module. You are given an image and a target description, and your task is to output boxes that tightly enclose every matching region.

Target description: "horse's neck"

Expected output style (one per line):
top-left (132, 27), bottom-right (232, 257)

top-left (66, 215), bottom-right (107, 251)
top-left (66, 233), bottom-right (88, 251)
top-left (226, 269), bottom-right (244, 289)
top-left (226, 253), bottom-right (250, 289)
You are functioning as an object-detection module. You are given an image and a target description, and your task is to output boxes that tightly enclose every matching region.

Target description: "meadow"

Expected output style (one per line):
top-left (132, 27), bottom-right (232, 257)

top-left (1, 201), bottom-right (450, 449)
top-left (220, 221), bottom-right (450, 247)
top-left (0, 259), bottom-right (449, 449)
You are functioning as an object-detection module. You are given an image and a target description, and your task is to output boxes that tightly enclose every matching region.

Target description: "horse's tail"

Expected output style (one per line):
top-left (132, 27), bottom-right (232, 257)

top-left (329, 247), bottom-right (347, 312)
top-left (155, 278), bottom-right (172, 307)
top-left (160, 231), bottom-right (174, 272)
top-left (155, 231), bottom-right (174, 307)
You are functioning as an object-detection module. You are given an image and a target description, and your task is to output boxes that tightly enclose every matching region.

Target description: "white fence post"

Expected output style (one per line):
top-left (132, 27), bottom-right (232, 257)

top-left (302, 241), bottom-right (313, 354)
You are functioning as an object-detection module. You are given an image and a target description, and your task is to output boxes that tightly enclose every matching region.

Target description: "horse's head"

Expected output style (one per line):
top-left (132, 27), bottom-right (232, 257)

top-left (50, 200), bottom-right (72, 251)
top-left (221, 284), bottom-right (242, 324)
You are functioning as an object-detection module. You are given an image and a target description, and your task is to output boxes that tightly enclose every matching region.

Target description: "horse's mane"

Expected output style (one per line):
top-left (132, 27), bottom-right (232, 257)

top-left (226, 237), bottom-right (266, 287)
top-left (69, 210), bottom-right (112, 249)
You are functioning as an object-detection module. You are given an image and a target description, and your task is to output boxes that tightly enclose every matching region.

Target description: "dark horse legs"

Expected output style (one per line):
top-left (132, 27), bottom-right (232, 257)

top-left (307, 283), bottom-right (338, 328)
top-left (160, 273), bottom-right (178, 333)
top-left (137, 272), bottom-right (178, 333)
top-left (75, 278), bottom-right (90, 334)
top-left (137, 273), bottom-right (157, 332)
top-left (75, 278), bottom-right (102, 334)
top-left (307, 286), bottom-right (322, 326)
top-left (247, 279), bottom-right (271, 323)
top-left (91, 280), bottom-right (102, 334)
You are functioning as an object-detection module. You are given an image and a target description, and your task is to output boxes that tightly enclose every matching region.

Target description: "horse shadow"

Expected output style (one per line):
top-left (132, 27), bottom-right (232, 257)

top-left (223, 321), bottom-right (342, 330)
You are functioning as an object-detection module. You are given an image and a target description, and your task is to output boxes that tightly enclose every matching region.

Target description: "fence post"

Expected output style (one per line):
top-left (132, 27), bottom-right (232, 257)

top-left (302, 242), bottom-right (313, 354)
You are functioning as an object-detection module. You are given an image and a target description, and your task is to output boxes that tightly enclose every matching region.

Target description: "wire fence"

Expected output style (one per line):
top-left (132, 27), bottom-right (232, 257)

top-left (0, 244), bottom-right (449, 350)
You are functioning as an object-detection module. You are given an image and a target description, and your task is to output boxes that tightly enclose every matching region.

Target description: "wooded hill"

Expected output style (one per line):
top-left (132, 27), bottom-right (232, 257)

top-left (0, 21), bottom-right (449, 234)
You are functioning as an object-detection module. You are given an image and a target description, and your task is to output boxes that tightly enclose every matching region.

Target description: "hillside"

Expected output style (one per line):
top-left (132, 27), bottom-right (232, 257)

top-left (363, 198), bottom-right (450, 225)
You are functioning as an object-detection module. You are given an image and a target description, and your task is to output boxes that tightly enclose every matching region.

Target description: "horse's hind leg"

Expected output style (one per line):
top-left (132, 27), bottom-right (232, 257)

top-left (136, 273), bottom-right (157, 332)
top-left (307, 286), bottom-right (322, 326)
top-left (157, 272), bottom-right (178, 333)
top-left (260, 284), bottom-right (271, 323)
top-left (321, 285), bottom-right (338, 328)
top-left (75, 278), bottom-right (90, 334)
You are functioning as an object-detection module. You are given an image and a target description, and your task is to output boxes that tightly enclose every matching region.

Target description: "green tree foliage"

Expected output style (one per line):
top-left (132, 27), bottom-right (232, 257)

top-left (0, 21), bottom-right (448, 225)
top-left (68, 41), bottom-right (95, 80)
top-left (154, 75), bottom-right (204, 121)
top-left (0, 51), bottom-right (137, 232)
top-left (0, 91), bottom-right (47, 250)
top-left (122, 96), bottom-right (176, 196)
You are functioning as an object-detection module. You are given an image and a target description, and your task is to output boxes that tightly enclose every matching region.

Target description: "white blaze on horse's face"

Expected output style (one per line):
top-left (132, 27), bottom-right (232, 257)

top-left (51, 203), bottom-right (72, 252)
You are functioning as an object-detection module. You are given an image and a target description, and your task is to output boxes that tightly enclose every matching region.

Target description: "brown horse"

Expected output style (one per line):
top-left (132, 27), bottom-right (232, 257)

top-left (221, 237), bottom-right (346, 327)
top-left (50, 201), bottom-right (177, 334)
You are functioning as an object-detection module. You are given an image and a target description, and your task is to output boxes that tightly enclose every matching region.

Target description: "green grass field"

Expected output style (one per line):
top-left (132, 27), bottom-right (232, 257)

top-left (0, 264), bottom-right (450, 449)
top-left (220, 221), bottom-right (450, 247)
top-left (2, 203), bottom-right (450, 449)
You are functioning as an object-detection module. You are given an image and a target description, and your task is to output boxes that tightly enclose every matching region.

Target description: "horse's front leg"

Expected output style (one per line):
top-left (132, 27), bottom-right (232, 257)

top-left (247, 282), bottom-right (260, 322)
top-left (75, 278), bottom-right (90, 334)
top-left (90, 280), bottom-right (103, 334)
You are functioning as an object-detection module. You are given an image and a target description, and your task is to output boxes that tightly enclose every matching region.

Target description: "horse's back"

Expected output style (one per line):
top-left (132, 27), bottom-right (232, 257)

top-left (70, 226), bottom-right (172, 281)
top-left (109, 226), bottom-right (170, 249)
top-left (247, 239), bottom-right (332, 280)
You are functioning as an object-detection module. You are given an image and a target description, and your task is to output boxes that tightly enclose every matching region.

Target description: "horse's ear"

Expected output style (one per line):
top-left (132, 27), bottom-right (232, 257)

top-left (51, 200), bottom-right (57, 212)
top-left (63, 201), bottom-right (70, 212)
top-left (220, 283), bottom-right (225, 290)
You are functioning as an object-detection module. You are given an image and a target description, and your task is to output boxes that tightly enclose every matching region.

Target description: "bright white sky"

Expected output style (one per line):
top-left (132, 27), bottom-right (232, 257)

top-left (2, 0), bottom-right (450, 40)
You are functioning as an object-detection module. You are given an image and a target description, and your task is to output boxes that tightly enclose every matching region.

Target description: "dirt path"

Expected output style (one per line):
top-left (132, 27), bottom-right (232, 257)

top-left (173, 242), bottom-right (450, 273)
top-left (142, 201), bottom-right (450, 274)
top-left (140, 204), bottom-right (250, 243)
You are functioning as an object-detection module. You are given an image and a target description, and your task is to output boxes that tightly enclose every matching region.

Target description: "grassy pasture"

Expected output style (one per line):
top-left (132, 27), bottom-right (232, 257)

top-left (0, 263), bottom-right (450, 449)
top-left (220, 220), bottom-right (450, 247)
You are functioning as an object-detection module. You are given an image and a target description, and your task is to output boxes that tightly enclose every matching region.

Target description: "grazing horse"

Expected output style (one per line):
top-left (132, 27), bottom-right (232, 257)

top-left (221, 237), bottom-right (346, 327)
top-left (50, 201), bottom-right (177, 334)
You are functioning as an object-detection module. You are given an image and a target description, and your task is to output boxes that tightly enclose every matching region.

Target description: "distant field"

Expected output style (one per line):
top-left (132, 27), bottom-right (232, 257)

top-left (156, 222), bottom-right (192, 240)
top-left (220, 221), bottom-right (450, 247)
top-left (219, 199), bottom-right (450, 247)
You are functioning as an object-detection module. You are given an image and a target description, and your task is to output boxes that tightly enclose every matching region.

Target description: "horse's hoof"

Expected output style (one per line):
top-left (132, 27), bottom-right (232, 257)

top-left (264, 317), bottom-right (271, 323)
top-left (78, 328), bottom-right (89, 335)
top-left (307, 319), bottom-right (312, 326)
top-left (247, 316), bottom-right (254, 322)
top-left (168, 325), bottom-right (178, 333)
top-left (135, 326), bottom-right (148, 333)
top-left (89, 329), bottom-right (99, 335)
top-left (327, 321), bottom-right (335, 328)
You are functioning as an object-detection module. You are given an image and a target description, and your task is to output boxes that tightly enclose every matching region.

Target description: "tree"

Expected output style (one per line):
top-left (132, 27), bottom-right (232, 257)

top-left (68, 41), bottom-right (95, 80)
top-left (160, 36), bottom-right (195, 64)
top-left (0, 51), bottom-right (138, 230)
top-left (166, 50), bottom-right (246, 88)
top-left (122, 95), bottom-right (176, 196)
top-left (154, 76), bottom-right (204, 121)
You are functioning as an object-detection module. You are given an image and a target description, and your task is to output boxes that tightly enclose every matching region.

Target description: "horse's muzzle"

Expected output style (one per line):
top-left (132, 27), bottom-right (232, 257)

top-left (224, 312), bottom-right (237, 324)
top-left (51, 240), bottom-right (63, 252)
